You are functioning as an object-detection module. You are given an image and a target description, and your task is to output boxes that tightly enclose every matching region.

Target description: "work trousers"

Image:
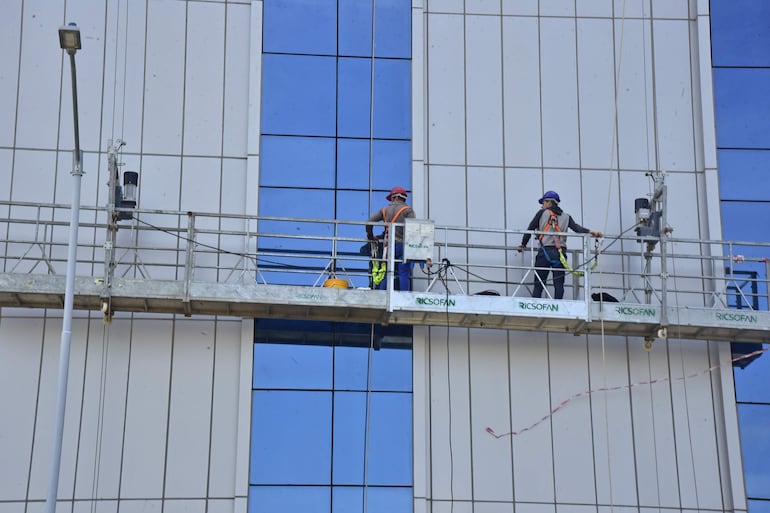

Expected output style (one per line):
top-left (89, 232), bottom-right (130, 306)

top-left (377, 242), bottom-right (412, 291)
top-left (532, 246), bottom-right (565, 299)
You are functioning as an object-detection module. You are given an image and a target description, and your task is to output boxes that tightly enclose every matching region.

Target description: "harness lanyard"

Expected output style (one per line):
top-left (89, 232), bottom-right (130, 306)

top-left (538, 210), bottom-right (590, 276)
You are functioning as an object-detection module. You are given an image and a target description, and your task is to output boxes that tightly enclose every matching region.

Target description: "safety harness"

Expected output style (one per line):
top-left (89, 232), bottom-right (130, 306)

top-left (371, 205), bottom-right (411, 287)
top-left (538, 209), bottom-right (598, 276)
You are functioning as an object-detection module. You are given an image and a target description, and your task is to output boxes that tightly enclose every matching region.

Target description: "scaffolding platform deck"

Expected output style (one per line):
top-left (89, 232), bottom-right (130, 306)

top-left (2, 200), bottom-right (770, 343)
top-left (1, 273), bottom-right (769, 343)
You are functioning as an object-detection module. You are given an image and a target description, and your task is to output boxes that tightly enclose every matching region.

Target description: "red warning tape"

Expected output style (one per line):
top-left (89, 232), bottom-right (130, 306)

top-left (486, 345), bottom-right (768, 439)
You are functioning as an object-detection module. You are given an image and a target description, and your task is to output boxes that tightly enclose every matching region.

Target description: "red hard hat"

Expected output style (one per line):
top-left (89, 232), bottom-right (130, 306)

top-left (386, 186), bottom-right (408, 201)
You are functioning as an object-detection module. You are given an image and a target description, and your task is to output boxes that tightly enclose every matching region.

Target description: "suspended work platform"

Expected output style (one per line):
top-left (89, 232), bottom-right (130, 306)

top-left (1, 201), bottom-right (769, 344)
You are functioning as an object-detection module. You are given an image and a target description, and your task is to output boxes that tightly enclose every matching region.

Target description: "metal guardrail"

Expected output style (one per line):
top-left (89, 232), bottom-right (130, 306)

top-left (1, 200), bottom-right (769, 313)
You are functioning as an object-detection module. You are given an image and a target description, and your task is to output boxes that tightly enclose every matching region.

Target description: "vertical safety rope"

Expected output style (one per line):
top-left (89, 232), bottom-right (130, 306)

top-left (90, 320), bottom-right (111, 513)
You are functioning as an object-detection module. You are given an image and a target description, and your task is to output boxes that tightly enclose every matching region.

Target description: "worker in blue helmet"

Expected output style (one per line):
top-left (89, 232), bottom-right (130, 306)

top-left (518, 190), bottom-right (602, 299)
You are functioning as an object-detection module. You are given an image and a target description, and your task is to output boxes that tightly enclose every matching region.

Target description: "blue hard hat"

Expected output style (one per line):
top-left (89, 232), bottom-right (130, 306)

top-left (539, 190), bottom-right (560, 204)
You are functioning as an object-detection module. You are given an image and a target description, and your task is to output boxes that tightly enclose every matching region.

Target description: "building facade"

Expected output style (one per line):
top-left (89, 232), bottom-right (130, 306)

top-left (0, 1), bottom-right (765, 513)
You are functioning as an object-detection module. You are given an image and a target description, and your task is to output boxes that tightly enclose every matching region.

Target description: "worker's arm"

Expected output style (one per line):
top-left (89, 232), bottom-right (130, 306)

top-left (568, 216), bottom-right (602, 238)
top-left (518, 210), bottom-right (543, 251)
top-left (366, 210), bottom-right (384, 240)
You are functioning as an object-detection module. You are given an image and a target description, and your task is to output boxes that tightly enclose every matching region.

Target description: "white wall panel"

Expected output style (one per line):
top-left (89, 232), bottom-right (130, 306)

top-left (475, 502), bottom-right (514, 513)
top-left (207, 499), bottom-right (236, 513)
top-left (652, 20), bottom-right (695, 172)
top-left (615, 20), bottom-right (656, 171)
top-left (668, 340), bottom-right (723, 510)
top-left (540, 0), bottom-right (574, 17)
top-left (577, 0), bottom-right (613, 18)
top-left (467, 167), bottom-right (506, 292)
top-left (613, 0), bottom-right (650, 18)
top-left (429, 328), bottom-right (473, 501)
top-left (427, 0), bottom-right (463, 14)
top-left (142, 1), bottom-right (186, 155)
top-left (413, 329), bottom-right (430, 502)
top-left (540, 18), bottom-right (579, 169)
top-left (466, 16), bottom-right (503, 167)
top-left (516, 505), bottom-right (554, 513)
top-left (427, 14), bottom-right (466, 165)
top-left (628, 342), bottom-right (681, 507)
top-left (469, 329), bottom-right (513, 502)
top-left (502, 17), bottom-right (541, 168)
top-left (427, 165), bottom-right (467, 234)
top-left (10, 150), bottom-right (57, 204)
top-left (117, 500), bottom-right (161, 513)
top-left (106, 1), bottom-right (148, 152)
top-left (165, 320), bottom-right (216, 497)
top-left (549, 333), bottom-right (596, 504)
top-left (581, 169), bottom-right (622, 236)
top-left (504, 167), bottom-right (542, 228)
top-left (502, 1), bottom-right (537, 16)
top-left (15, 1), bottom-right (63, 150)
top-left (180, 156), bottom-right (222, 219)
top-left (0, 317), bottom-right (44, 499)
top-left (652, 0), bottom-right (689, 19)
top-left (208, 321), bottom-right (243, 496)
top-left (120, 319), bottom-right (173, 498)
top-left (577, 19), bottom-right (617, 170)
top-left (184, 3), bottom-right (226, 157)
top-left (509, 331), bottom-right (554, 503)
top-left (0, 2), bottom-right (21, 148)
top-left (73, 319), bottom-right (132, 499)
top-left (221, 158), bottom-right (248, 215)
top-left (466, 0), bottom-right (500, 15)
top-left (72, 502), bottom-right (116, 513)
top-left (587, 336), bottom-right (637, 505)
top-left (223, 3), bottom-right (251, 159)
top-left (0, 503), bottom-right (25, 513)
top-left (542, 168), bottom-right (584, 226)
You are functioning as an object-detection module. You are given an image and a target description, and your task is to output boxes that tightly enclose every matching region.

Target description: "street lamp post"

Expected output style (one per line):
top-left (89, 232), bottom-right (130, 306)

top-left (46, 22), bottom-right (83, 513)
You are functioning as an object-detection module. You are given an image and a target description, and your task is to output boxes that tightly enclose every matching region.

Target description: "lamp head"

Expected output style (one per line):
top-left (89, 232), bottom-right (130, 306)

top-left (58, 23), bottom-right (81, 53)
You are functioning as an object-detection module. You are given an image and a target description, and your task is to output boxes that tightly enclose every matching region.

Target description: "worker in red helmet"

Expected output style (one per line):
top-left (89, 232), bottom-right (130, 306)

top-left (366, 186), bottom-right (416, 291)
top-left (518, 190), bottom-right (602, 299)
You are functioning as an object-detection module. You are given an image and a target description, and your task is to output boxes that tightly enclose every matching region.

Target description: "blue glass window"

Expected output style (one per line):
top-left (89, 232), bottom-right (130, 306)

top-left (263, 0), bottom-right (337, 56)
top-left (253, 343), bottom-right (332, 390)
top-left (334, 345), bottom-right (412, 391)
top-left (711, 0), bottom-right (770, 67)
top-left (260, 136), bottom-right (336, 188)
top-left (372, 140), bottom-right (411, 190)
top-left (332, 486), bottom-right (413, 513)
top-left (749, 500), bottom-right (770, 513)
top-left (373, 0), bottom-right (412, 59)
top-left (734, 344), bottom-right (770, 403)
top-left (373, 59), bottom-right (411, 139)
top-left (249, 486), bottom-right (330, 513)
top-left (261, 54), bottom-right (337, 136)
top-left (738, 404), bottom-right (770, 499)
top-left (251, 391), bottom-right (332, 484)
top-left (339, 0), bottom-right (373, 57)
top-left (332, 392), bottom-right (367, 484)
top-left (339, 58), bottom-right (373, 138)
top-left (718, 150), bottom-right (770, 201)
top-left (720, 202), bottom-right (770, 244)
top-left (337, 139), bottom-right (372, 190)
top-left (714, 69), bottom-right (770, 149)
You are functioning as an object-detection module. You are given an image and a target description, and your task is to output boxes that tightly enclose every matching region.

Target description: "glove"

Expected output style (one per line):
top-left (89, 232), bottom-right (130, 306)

top-left (517, 245), bottom-right (525, 253)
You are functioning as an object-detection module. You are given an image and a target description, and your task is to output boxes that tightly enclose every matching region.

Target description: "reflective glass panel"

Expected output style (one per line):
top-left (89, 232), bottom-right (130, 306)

top-left (734, 344), bottom-right (770, 403)
top-left (332, 391), bottom-right (366, 484)
top-left (338, 58), bottom-right (372, 138)
top-left (374, 0), bottom-right (412, 58)
top-left (721, 202), bottom-right (770, 244)
top-left (738, 404), bottom-right (770, 499)
top-left (332, 486), bottom-right (413, 513)
top-left (261, 54), bottom-right (337, 136)
top-left (251, 391), bottom-right (332, 484)
top-left (714, 69), bottom-right (770, 149)
top-left (260, 136), bottom-right (336, 188)
top-left (717, 150), bottom-right (770, 201)
top-left (367, 392), bottom-right (412, 485)
top-left (372, 140), bottom-right (411, 191)
top-left (339, 0), bottom-right (373, 57)
top-left (263, 0), bottom-right (337, 56)
top-left (711, 0), bottom-right (770, 67)
top-left (749, 500), bottom-right (770, 513)
top-left (253, 343), bottom-right (333, 390)
top-left (373, 59), bottom-right (411, 139)
top-left (249, 485), bottom-right (330, 513)
top-left (337, 139), bottom-right (372, 190)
